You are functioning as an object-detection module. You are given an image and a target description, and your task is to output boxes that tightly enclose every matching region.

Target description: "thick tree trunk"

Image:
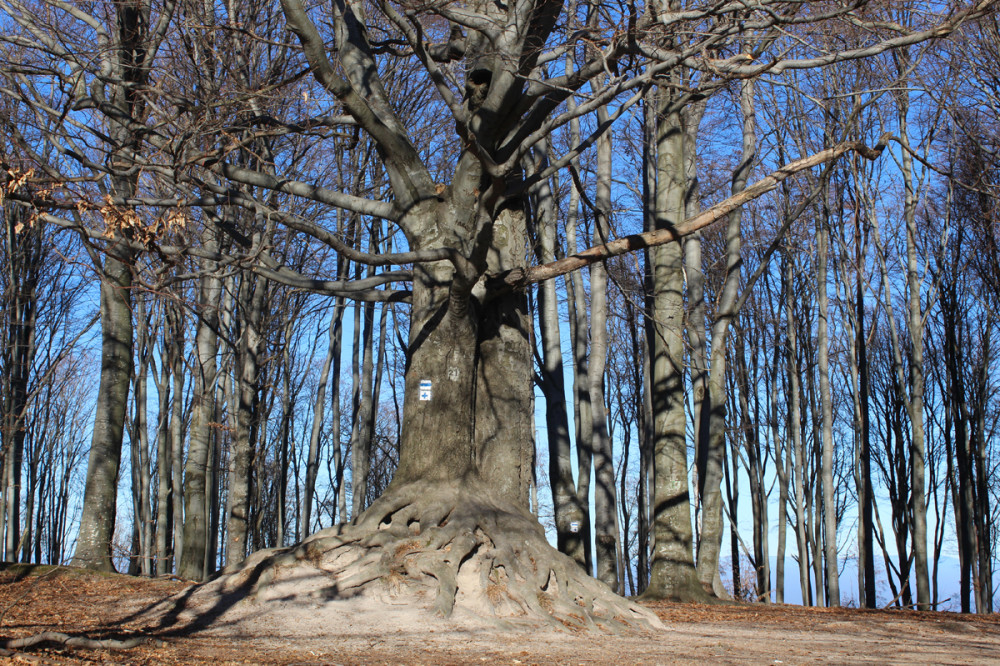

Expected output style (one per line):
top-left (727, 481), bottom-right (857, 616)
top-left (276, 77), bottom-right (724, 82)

top-left (474, 205), bottom-right (533, 507)
top-left (197, 198), bottom-right (659, 632)
top-left (389, 209), bottom-right (526, 494)
top-left (642, 89), bottom-right (709, 603)
top-left (393, 264), bottom-right (478, 487)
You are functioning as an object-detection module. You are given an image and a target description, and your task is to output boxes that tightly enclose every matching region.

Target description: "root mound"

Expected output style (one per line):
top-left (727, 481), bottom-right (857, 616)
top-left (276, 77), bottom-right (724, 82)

top-left (149, 481), bottom-right (662, 639)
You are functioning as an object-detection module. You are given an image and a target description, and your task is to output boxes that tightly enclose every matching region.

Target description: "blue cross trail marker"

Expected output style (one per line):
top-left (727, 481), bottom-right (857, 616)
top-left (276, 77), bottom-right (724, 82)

top-left (419, 379), bottom-right (432, 401)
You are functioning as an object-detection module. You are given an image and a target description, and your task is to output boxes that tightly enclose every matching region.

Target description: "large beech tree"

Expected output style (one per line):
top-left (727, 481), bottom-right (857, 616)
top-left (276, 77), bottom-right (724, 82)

top-left (1, 0), bottom-right (991, 628)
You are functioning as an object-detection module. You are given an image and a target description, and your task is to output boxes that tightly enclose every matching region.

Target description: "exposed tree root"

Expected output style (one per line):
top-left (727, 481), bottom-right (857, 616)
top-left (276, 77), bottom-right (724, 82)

top-left (3, 631), bottom-right (164, 651)
top-left (160, 481), bottom-right (663, 636)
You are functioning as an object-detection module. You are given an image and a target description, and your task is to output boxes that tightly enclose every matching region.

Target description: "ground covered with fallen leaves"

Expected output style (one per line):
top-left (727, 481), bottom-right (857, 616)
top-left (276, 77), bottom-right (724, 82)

top-left (1, 564), bottom-right (997, 664)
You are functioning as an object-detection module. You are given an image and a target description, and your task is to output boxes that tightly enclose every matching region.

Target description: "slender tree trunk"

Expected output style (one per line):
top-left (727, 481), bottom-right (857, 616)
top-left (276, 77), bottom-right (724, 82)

top-left (772, 337), bottom-right (789, 605)
top-left (630, 297), bottom-right (650, 593)
top-left (816, 206), bottom-right (840, 606)
top-left (168, 302), bottom-right (186, 573)
top-left (73, 250), bottom-right (133, 571)
top-left (302, 297), bottom-right (345, 538)
top-left (723, 428), bottom-right (740, 600)
top-left (562, 55), bottom-right (594, 572)
top-left (590, 101), bottom-right (620, 591)
top-left (637, 93), bottom-right (657, 593)
top-left (971, 337), bottom-right (992, 613)
top-left (736, 323), bottom-right (769, 601)
top-left (683, 98), bottom-right (708, 507)
top-left (696, 78), bottom-right (754, 598)
top-left (897, 99), bottom-right (930, 611)
top-left (1, 208), bottom-right (41, 562)
top-left (531, 141), bottom-right (585, 567)
top-left (942, 282), bottom-right (975, 612)
top-left (566, 195), bottom-right (594, 575)
top-left (784, 253), bottom-right (811, 605)
top-left (856, 214), bottom-right (876, 608)
top-left (154, 319), bottom-right (173, 575)
top-left (276, 319), bottom-right (294, 546)
top-left (180, 228), bottom-right (222, 581)
top-left (130, 294), bottom-right (153, 576)
top-left (226, 270), bottom-right (265, 566)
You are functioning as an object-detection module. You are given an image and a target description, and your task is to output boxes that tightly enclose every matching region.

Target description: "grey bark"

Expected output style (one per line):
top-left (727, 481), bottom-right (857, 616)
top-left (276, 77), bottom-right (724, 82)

top-left (735, 321), bottom-right (770, 601)
top-left (590, 100), bottom-right (620, 592)
top-left (563, 74), bottom-right (595, 575)
top-left (302, 296), bottom-right (346, 538)
top-left (642, 86), bottom-right (706, 602)
top-left (276, 317), bottom-right (295, 546)
top-left (531, 140), bottom-right (586, 567)
top-left (73, 251), bottom-right (133, 571)
top-left (349, 267), bottom-right (376, 518)
top-left (566, 184), bottom-right (595, 575)
top-left (130, 294), bottom-right (153, 576)
top-left (71, 0), bottom-right (175, 573)
top-left (153, 310), bottom-right (173, 575)
top-left (695, 78), bottom-right (755, 598)
top-left (816, 202), bottom-right (840, 606)
top-left (179, 227), bottom-right (222, 581)
top-left (896, 90), bottom-right (930, 610)
top-left (474, 205), bottom-right (534, 508)
top-left (167, 302), bottom-right (186, 572)
top-left (771, 325), bottom-right (789, 604)
top-left (225, 269), bottom-right (266, 567)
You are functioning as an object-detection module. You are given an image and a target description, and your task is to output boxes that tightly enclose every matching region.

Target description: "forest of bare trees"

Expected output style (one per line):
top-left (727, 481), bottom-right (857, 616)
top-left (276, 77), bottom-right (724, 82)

top-left (0, 0), bottom-right (998, 628)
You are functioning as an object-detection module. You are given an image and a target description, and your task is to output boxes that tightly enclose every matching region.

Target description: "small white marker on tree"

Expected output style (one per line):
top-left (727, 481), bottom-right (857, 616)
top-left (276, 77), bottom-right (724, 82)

top-left (419, 379), bottom-right (432, 401)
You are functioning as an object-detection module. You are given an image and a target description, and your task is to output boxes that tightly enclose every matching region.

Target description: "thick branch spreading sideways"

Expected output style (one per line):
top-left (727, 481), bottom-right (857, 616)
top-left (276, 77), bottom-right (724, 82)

top-left (512, 135), bottom-right (891, 287)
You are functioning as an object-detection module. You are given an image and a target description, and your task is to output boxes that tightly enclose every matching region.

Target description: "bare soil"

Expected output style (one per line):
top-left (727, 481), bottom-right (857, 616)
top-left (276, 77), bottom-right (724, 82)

top-left (1, 563), bottom-right (998, 664)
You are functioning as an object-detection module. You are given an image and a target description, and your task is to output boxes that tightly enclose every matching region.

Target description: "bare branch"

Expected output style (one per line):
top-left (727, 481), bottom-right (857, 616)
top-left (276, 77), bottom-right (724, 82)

top-left (516, 134), bottom-right (891, 286)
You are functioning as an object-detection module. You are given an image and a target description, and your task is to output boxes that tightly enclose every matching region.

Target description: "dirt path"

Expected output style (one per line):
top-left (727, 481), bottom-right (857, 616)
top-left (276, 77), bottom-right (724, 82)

top-left (1, 565), bottom-right (997, 664)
